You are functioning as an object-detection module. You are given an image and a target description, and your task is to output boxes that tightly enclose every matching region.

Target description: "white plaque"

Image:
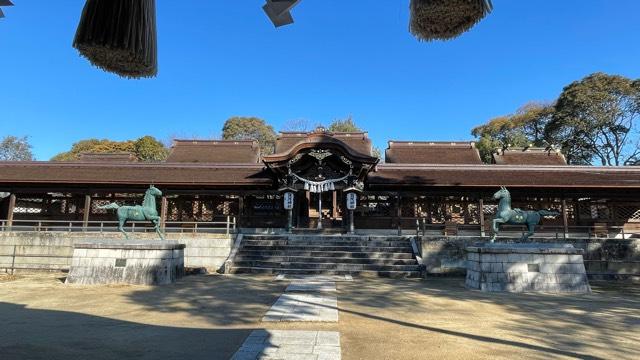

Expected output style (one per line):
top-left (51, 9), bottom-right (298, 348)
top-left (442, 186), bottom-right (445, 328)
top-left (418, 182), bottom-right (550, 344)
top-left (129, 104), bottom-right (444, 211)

top-left (283, 192), bottom-right (295, 210)
top-left (346, 192), bottom-right (357, 210)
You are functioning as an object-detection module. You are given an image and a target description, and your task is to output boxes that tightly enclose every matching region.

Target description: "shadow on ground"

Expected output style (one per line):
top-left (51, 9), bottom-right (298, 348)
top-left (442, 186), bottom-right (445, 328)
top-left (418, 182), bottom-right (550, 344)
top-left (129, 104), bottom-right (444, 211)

top-left (0, 302), bottom-right (263, 360)
top-left (335, 277), bottom-right (640, 359)
top-left (125, 274), bottom-right (287, 326)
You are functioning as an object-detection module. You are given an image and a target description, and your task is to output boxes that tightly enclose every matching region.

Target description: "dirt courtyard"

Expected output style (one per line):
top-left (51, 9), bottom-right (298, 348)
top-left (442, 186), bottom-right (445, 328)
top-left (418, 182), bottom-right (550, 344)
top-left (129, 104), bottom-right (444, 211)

top-left (0, 272), bottom-right (638, 360)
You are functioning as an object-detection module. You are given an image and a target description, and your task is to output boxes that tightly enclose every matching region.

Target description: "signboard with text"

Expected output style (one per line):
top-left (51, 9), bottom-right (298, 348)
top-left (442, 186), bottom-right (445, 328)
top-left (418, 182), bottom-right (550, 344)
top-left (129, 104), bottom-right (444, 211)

top-left (346, 192), bottom-right (357, 210)
top-left (283, 192), bottom-right (295, 210)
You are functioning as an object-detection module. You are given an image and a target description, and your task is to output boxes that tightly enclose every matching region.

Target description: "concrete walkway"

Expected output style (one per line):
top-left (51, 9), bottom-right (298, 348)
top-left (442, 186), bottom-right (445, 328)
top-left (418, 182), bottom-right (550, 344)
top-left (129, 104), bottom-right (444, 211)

top-left (240, 275), bottom-right (344, 359)
top-left (231, 330), bottom-right (341, 360)
top-left (262, 276), bottom-right (342, 323)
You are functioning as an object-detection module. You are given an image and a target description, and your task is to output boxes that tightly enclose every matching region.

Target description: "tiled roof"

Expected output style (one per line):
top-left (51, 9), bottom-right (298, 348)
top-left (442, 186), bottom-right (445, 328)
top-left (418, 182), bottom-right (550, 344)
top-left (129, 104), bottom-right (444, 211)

top-left (2, 162), bottom-right (640, 189)
top-left (0, 162), bottom-right (271, 187)
top-left (78, 152), bottom-right (137, 162)
top-left (385, 141), bottom-right (482, 164)
top-left (369, 164), bottom-right (640, 188)
top-left (492, 148), bottom-right (567, 165)
top-left (166, 140), bottom-right (260, 163)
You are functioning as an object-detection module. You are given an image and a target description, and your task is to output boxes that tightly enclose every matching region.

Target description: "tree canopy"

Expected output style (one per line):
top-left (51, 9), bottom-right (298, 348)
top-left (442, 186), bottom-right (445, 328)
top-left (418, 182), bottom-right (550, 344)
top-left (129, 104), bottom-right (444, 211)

top-left (472, 72), bottom-right (640, 166)
top-left (0, 135), bottom-right (34, 161)
top-left (51, 136), bottom-right (168, 162)
top-left (221, 116), bottom-right (277, 155)
top-left (327, 116), bottom-right (360, 133)
top-left (471, 102), bottom-right (554, 163)
top-left (546, 73), bottom-right (640, 166)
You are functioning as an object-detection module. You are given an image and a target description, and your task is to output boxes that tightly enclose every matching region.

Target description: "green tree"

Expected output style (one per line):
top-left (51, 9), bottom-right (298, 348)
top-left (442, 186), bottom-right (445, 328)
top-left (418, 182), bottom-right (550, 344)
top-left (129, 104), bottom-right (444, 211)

top-left (222, 116), bottom-right (277, 155)
top-left (52, 136), bottom-right (167, 162)
top-left (328, 115), bottom-right (360, 133)
top-left (326, 116), bottom-right (382, 159)
top-left (545, 73), bottom-right (640, 166)
top-left (135, 136), bottom-right (169, 161)
top-left (471, 102), bottom-right (554, 163)
top-left (0, 135), bottom-right (34, 161)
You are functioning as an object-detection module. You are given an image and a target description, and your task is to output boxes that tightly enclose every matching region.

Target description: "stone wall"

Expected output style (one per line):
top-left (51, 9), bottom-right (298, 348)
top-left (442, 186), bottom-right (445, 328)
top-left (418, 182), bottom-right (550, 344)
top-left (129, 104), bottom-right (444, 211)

top-left (465, 244), bottom-right (591, 293)
top-left (0, 232), bottom-right (233, 273)
top-left (66, 241), bottom-right (185, 285)
top-left (420, 236), bottom-right (640, 280)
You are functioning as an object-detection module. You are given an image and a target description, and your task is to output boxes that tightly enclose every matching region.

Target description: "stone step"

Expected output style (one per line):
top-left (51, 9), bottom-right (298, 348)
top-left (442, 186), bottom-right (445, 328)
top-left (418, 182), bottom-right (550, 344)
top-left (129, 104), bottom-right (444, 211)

top-left (235, 250), bottom-right (415, 259)
top-left (228, 266), bottom-right (421, 278)
top-left (242, 235), bottom-right (289, 240)
top-left (242, 239), bottom-right (412, 247)
top-left (240, 245), bottom-right (413, 252)
top-left (234, 255), bottom-right (418, 265)
top-left (231, 262), bottom-right (415, 272)
top-left (233, 260), bottom-right (420, 272)
top-left (243, 235), bottom-right (410, 242)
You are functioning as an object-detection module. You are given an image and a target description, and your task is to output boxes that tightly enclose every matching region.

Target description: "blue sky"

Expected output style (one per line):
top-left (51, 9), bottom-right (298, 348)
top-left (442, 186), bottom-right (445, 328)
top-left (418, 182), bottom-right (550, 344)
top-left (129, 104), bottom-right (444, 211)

top-left (1, 0), bottom-right (639, 160)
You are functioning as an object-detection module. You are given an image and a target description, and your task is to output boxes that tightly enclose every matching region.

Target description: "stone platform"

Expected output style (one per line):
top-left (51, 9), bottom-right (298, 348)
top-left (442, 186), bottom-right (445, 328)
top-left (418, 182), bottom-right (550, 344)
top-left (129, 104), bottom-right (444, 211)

top-left (465, 243), bottom-right (591, 293)
top-left (66, 240), bottom-right (185, 285)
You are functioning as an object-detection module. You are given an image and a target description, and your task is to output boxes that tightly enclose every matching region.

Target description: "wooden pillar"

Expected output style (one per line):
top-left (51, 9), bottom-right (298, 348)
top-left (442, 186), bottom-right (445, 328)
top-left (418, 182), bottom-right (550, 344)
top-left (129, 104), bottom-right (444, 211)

top-left (561, 198), bottom-right (569, 239)
top-left (6, 193), bottom-right (16, 229)
top-left (479, 198), bottom-right (485, 237)
top-left (160, 196), bottom-right (168, 229)
top-left (396, 194), bottom-right (402, 235)
top-left (82, 194), bottom-right (91, 230)
top-left (332, 191), bottom-right (338, 219)
top-left (238, 195), bottom-right (244, 228)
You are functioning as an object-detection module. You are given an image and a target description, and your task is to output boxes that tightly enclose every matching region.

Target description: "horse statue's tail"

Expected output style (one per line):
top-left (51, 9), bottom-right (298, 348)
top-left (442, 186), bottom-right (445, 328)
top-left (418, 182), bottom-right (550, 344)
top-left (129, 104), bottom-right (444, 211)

top-left (538, 210), bottom-right (560, 217)
top-left (98, 203), bottom-right (120, 210)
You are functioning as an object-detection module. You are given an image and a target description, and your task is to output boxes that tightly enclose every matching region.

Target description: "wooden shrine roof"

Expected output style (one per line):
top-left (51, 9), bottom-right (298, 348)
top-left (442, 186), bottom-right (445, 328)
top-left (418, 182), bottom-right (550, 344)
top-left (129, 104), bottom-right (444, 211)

top-left (369, 164), bottom-right (640, 188)
top-left (0, 162), bottom-right (271, 188)
top-left (2, 161), bottom-right (640, 190)
top-left (385, 141), bottom-right (483, 164)
top-left (274, 131), bottom-right (373, 157)
top-left (166, 140), bottom-right (260, 163)
top-left (78, 152), bottom-right (137, 162)
top-left (492, 148), bottom-right (567, 165)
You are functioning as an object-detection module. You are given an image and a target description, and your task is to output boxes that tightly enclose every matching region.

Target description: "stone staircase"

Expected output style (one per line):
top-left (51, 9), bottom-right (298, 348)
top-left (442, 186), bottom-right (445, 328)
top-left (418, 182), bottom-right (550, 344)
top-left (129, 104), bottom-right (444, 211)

top-left (228, 234), bottom-right (421, 277)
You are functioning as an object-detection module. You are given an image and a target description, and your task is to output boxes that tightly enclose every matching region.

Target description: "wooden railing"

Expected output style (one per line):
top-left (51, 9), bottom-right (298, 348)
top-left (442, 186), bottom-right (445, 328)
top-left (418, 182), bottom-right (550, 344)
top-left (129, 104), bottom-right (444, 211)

top-left (410, 218), bottom-right (639, 239)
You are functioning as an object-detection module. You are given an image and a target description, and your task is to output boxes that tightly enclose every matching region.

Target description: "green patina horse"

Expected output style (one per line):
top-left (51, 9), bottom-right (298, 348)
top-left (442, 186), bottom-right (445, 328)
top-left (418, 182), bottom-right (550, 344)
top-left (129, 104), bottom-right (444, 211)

top-left (490, 187), bottom-right (559, 242)
top-left (99, 185), bottom-right (164, 240)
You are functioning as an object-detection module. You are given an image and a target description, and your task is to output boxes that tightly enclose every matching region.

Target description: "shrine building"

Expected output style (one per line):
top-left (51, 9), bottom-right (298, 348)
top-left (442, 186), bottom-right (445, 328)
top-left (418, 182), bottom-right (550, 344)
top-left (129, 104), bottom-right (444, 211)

top-left (1, 128), bottom-right (640, 238)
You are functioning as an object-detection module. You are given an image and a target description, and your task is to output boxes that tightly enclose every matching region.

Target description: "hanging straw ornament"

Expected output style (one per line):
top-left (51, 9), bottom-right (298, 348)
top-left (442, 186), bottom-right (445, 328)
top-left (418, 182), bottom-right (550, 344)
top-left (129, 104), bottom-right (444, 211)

top-left (0, 0), bottom-right (14, 19)
top-left (73, 0), bottom-right (158, 78)
top-left (409, 0), bottom-right (492, 41)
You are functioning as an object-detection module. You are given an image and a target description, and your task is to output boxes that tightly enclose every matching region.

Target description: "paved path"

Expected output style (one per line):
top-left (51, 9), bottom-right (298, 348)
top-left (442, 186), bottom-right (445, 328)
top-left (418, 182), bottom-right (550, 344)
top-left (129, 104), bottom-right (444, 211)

top-left (239, 275), bottom-right (343, 359)
top-left (231, 330), bottom-right (341, 360)
top-left (263, 276), bottom-right (340, 322)
top-left (262, 293), bottom-right (338, 322)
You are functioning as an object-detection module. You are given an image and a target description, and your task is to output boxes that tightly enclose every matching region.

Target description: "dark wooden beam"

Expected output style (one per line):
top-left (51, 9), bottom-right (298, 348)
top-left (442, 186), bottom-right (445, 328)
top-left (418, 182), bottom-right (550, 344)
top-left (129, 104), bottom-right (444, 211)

top-left (6, 193), bottom-right (16, 228)
top-left (82, 194), bottom-right (91, 230)
top-left (561, 198), bottom-right (569, 237)
top-left (160, 196), bottom-right (168, 229)
top-left (479, 198), bottom-right (485, 237)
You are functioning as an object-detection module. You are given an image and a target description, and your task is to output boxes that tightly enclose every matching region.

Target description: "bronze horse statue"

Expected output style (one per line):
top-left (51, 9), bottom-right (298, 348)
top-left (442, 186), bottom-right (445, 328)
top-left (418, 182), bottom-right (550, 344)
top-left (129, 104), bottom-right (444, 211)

top-left (99, 185), bottom-right (164, 240)
top-left (490, 187), bottom-right (559, 242)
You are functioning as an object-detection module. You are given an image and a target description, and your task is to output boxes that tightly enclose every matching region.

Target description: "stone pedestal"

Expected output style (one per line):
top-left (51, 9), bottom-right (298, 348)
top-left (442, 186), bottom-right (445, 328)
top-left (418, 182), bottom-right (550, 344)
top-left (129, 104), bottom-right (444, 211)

top-left (66, 240), bottom-right (185, 285)
top-left (465, 243), bottom-right (591, 293)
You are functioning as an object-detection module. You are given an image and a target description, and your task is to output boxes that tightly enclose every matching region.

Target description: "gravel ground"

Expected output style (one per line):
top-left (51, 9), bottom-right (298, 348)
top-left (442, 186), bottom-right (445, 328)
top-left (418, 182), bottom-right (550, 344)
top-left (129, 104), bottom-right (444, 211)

top-left (0, 272), bottom-right (638, 360)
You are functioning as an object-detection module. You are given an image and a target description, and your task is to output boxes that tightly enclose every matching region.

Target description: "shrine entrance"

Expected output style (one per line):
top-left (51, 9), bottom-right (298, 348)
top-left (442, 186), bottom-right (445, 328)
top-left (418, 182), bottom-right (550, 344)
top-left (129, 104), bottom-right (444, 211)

top-left (262, 128), bottom-right (379, 231)
top-left (303, 190), bottom-right (343, 229)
